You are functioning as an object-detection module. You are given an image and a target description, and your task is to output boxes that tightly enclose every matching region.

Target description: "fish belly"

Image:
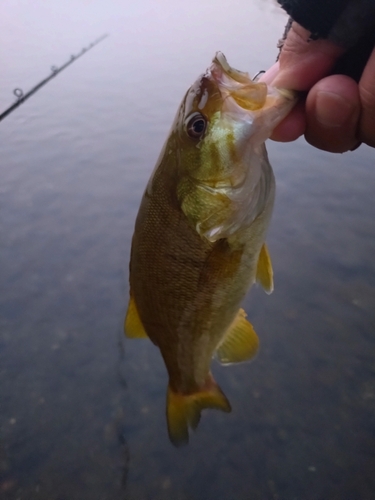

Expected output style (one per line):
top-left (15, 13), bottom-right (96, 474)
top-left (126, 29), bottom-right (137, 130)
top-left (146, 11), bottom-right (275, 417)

top-left (129, 167), bottom-right (274, 393)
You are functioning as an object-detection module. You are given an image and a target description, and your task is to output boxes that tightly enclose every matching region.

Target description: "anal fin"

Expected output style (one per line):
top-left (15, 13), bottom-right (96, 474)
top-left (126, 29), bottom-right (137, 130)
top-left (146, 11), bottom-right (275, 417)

top-left (256, 243), bottom-right (274, 294)
top-left (124, 295), bottom-right (148, 338)
top-left (215, 309), bottom-right (259, 365)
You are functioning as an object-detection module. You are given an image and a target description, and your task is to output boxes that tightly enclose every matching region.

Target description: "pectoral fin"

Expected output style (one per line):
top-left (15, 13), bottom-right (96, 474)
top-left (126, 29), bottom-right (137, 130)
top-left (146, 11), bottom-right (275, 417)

top-left (215, 309), bottom-right (259, 365)
top-left (124, 295), bottom-right (148, 338)
top-left (256, 243), bottom-right (274, 294)
top-left (178, 177), bottom-right (239, 242)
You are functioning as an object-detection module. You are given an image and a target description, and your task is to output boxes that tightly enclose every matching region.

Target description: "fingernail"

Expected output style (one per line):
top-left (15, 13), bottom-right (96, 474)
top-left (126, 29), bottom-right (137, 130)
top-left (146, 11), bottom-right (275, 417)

top-left (315, 91), bottom-right (354, 128)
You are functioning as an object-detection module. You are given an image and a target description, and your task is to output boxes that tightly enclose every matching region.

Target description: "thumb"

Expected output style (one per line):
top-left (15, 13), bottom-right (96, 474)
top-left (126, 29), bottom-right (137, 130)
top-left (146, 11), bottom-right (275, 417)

top-left (269, 23), bottom-right (346, 90)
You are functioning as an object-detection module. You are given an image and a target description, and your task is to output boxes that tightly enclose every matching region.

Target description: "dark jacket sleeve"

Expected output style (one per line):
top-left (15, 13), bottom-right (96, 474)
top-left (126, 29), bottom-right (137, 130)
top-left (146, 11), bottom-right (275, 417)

top-left (278, 0), bottom-right (375, 81)
top-left (277, 0), bottom-right (350, 39)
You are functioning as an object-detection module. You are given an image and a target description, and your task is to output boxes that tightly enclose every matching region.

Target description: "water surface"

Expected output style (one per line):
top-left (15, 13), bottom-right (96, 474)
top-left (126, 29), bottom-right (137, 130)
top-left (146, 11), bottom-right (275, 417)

top-left (1, 1), bottom-right (374, 499)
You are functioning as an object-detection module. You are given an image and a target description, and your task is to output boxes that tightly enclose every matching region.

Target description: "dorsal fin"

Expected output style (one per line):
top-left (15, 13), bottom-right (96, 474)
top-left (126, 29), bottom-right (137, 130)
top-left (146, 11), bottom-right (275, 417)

top-left (256, 243), bottom-right (274, 294)
top-left (124, 294), bottom-right (148, 338)
top-left (215, 309), bottom-right (259, 365)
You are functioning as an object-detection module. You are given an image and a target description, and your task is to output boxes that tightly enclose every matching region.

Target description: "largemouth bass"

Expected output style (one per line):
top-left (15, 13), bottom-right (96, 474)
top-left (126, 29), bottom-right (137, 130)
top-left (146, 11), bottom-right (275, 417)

top-left (125, 53), bottom-right (295, 446)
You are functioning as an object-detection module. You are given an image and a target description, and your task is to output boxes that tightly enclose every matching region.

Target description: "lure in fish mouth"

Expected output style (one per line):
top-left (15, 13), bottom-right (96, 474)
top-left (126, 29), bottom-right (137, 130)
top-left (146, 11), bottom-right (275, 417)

top-left (125, 52), bottom-right (296, 446)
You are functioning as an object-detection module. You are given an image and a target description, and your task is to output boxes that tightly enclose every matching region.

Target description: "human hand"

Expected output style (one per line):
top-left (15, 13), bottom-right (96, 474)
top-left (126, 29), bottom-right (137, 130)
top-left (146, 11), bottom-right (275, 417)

top-left (262, 23), bottom-right (375, 152)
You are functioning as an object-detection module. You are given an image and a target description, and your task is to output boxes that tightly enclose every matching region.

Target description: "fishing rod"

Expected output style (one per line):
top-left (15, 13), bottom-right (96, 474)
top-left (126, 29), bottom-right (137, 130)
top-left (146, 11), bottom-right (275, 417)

top-left (0, 34), bottom-right (108, 123)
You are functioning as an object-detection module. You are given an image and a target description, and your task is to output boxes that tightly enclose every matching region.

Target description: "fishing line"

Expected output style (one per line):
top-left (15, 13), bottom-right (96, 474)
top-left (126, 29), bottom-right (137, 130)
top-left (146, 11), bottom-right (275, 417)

top-left (0, 34), bottom-right (108, 122)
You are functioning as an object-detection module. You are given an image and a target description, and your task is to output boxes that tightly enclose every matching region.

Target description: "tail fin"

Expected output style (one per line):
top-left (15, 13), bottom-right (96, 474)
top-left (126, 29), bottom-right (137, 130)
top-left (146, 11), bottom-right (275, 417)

top-left (166, 375), bottom-right (231, 447)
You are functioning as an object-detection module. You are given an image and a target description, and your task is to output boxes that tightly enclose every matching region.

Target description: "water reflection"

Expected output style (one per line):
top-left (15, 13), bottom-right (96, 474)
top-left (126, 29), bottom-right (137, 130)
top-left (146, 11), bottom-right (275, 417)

top-left (1, 0), bottom-right (374, 498)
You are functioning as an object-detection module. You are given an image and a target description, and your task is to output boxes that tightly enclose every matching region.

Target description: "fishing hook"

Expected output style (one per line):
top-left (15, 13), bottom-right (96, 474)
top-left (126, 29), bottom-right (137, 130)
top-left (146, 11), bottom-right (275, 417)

top-left (252, 70), bottom-right (265, 82)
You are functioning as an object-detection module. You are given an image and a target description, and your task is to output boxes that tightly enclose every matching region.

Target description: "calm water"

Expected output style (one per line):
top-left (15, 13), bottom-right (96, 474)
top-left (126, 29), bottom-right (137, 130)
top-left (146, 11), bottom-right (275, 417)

top-left (1, 1), bottom-right (374, 499)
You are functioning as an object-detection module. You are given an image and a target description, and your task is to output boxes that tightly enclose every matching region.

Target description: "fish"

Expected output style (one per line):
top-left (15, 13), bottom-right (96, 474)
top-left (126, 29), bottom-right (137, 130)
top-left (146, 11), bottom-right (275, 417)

top-left (125, 52), bottom-right (296, 446)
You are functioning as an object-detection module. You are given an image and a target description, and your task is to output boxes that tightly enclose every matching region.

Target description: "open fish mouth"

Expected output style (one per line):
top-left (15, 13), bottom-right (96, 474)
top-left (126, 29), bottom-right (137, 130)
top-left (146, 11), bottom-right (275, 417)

top-left (209, 52), bottom-right (268, 111)
top-left (212, 52), bottom-right (252, 84)
top-left (208, 51), bottom-right (295, 113)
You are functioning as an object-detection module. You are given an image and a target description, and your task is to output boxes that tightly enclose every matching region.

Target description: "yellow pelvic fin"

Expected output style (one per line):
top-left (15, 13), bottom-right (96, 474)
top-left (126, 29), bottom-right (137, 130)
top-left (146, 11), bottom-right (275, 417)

top-left (256, 243), bottom-right (274, 294)
top-left (124, 295), bottom-right (148, 338)
top-left (166, 377), bottom-right (231, 447)
top-left (215, 309), bottom-right (259, 365)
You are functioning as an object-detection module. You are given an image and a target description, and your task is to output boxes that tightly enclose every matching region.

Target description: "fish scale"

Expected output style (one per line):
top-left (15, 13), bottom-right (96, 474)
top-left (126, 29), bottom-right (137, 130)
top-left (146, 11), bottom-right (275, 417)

top-left (125, 52), bottom-right (296, 446)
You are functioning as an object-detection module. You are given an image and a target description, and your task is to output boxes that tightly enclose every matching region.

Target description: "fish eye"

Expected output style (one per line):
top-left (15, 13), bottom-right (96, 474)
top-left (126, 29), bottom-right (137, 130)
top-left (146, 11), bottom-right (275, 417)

top-left (186, 113), bottom-right (207, 139)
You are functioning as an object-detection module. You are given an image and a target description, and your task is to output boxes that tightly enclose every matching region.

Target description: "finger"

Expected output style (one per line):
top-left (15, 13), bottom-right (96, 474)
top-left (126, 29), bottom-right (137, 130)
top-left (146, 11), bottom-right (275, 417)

top-left (260, 62), bottom-right (279, 85)
top-left (271, 23), bottom-right (345, 90)
top-left (305, 75), bottom-right (360, 153)
top-left (270, 100), bottom-right (306, 142)
top-left (359, 46), bottom-right (375, 147)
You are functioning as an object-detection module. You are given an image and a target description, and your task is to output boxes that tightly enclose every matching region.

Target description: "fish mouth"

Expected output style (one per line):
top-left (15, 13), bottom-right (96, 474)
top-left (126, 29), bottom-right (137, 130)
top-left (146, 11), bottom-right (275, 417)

top-left (212, 52), bottom-right (252, 84)
top-left (209, 52), bottom-right (268, 111)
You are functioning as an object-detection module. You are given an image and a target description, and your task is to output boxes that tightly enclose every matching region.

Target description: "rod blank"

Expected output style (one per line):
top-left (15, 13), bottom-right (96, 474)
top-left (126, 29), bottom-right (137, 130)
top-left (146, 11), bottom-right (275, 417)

top-left (0, 34), bottom-right (108, 123)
